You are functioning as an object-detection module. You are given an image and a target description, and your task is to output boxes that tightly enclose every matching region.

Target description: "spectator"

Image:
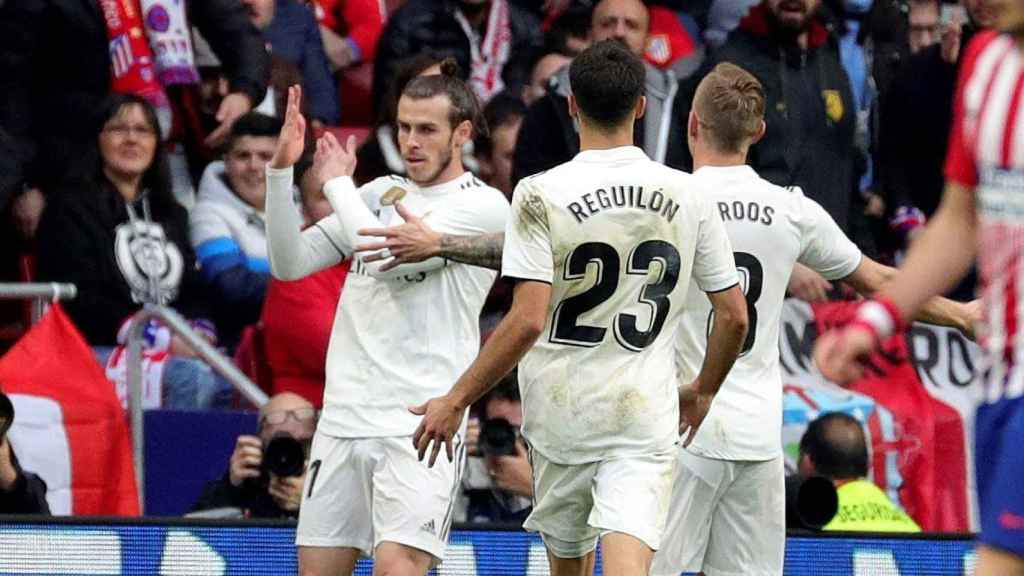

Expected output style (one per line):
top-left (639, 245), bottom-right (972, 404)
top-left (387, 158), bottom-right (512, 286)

top-left (36, 94), bottom-right (233, 410)
top-left (241, 0), bottom-right (341, 125)
top-left (191, 113), bottom-right (284, 347)
top-left (524, 52), bottom-right (575, 105)
top-left (191, 392), bottom-right (316, 518)
top-left (259, 173), bottom-right (348, 407)
top-left (476, 94), bottom-right (527, 199)
top-left (880, 0), bottom-right (988, 233)
top-left (354, 55), bottom-right (446, 185)
top-left (907, 0), bottom-right (941, 54)
top-left (0, 392), bottom-right (49, 515)
top-left (0, 0), bottom-right (269, 238)
top-left (543, 1), bottom-right (594, 55)
top-left (798, 412), bottom-right (921, 532)
top-left (460, 374), bottom-right (532, 525)
top-left (878, 0), bottom-right (989, 299)
top-left (372, 0), bottom-right (545, 107)
top-left (675, 0), bottom-right (864, 248)
top-left (513, 0), bottom-right (690, 183)
top-left (313, 0), bottom-right (385, 71)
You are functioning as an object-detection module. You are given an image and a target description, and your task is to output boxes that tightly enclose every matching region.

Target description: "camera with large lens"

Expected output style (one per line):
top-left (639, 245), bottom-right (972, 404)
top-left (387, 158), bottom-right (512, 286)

top-left (785, 474), bottom-right (839, 530)
top-left (262, 433), bottom-right (307, 477)
top-left (479, 418), bottom-right (519, 457)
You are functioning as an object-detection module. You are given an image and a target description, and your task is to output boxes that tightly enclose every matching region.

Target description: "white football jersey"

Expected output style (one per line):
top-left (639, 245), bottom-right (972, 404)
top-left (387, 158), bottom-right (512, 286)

top-left (502, 147), bottom-right (739, 465)
top-left (266, 168), bottom-right (510, 438)
top-left (676, 165), bottom-right (862, 460)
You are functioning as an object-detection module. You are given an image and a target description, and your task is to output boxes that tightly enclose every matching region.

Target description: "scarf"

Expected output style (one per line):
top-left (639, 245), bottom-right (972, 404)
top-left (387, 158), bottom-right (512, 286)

top-left (98, 0), bottom-right (200, 135)
top-left (453, 0), bottom-right (512, 102)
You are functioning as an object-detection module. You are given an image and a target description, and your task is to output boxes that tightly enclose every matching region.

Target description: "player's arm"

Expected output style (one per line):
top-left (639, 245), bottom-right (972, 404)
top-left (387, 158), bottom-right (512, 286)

top-left (816, 183), bottom-right (977, 383)
top-left (354, 202), bottom-right (505, 271)
top-left (265, 86), bottom-right (345, 281)
top-left (412, 280), bottom-right (550, 466)
top-left (311, 134), bottom-right (451, 280)
top-left (698, 285), bottom-right (749, 393)
top-left (841, 254), bottom-right (980, 335)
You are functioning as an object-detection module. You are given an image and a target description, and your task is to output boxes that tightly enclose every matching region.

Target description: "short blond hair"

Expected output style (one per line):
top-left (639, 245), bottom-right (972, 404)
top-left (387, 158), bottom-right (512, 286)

top-left (693, 63), bottom-right (765, 154)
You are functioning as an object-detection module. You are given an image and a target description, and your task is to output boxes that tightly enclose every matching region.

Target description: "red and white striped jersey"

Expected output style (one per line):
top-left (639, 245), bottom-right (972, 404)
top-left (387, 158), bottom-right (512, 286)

top-left (946, 31), bottom-right (1024, 403)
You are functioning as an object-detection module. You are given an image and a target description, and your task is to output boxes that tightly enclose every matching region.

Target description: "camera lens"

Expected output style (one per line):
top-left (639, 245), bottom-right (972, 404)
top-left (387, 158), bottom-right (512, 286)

top-left (479, 418), bottom-right (518, 457)
top-left (263, 434), bottom-right (306, 477)
top-left (0, 392), bottom-right (13, 440)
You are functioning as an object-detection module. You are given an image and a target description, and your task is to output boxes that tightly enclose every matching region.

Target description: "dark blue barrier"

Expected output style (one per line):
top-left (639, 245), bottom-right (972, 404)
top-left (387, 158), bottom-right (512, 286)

top-left (144, 410), bottom-right (259, 515)
top-left (0, 519), bottom-right (977, 575)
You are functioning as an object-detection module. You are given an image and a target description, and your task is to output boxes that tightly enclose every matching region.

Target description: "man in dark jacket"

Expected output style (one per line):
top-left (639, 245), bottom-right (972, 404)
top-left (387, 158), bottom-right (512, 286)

top-left (0, 0), bottom-right (269, 233)
top-left (675, 0), bottom-right (862, 243)
top-left (0, 392), bottom-right (49, 516)
top-left (242, 0), bottom-right (341, 125)
top-left (513, 0), bottom-right (694, 184)
top-left (372, 0), bottom-right (544, 109)
top-left (191, 393), bottom-right (316, 519)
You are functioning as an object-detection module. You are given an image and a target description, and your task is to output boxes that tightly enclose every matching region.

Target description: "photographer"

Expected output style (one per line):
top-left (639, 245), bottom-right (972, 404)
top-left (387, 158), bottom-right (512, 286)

top-left (191, 392), bottom-right (316, 518)
top-left (0, 392), bottom-right (49, 515)
top-left (461, 374), bottom-right (533, 525)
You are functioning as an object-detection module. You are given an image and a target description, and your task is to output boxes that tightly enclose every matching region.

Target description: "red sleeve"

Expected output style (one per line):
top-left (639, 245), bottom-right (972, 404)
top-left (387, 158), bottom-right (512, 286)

top-left (342, 0), bottom-right (384, 62)
top-left (945, 31), bottom-right (1000, 188)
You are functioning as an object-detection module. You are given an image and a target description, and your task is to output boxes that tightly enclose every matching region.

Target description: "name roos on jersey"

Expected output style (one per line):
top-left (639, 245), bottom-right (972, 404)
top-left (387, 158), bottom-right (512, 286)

top-left (568, 185), bottom-right (681, 224)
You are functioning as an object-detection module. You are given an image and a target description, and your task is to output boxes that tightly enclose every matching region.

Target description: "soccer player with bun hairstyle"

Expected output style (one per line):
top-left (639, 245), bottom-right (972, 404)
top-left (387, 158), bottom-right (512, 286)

top-left (262, 59), bottom-right (509, 575)
top-left (413, 40), bottom-right (750, 576)
top-left (816, 1), bottom-right (1024, 574)
top-left (651, 61), bottom-right (976, 576)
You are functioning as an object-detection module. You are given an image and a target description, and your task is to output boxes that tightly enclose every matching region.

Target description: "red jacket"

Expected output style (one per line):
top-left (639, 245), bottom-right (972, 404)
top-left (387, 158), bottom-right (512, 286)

top-left (314, 0), bottom-right (384, 62)
top-left (260, 262), bottom-right (349, 407)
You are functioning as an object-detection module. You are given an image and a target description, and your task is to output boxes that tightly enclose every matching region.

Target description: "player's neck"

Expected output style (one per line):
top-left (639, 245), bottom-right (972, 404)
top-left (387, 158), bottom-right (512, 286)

top-left (419, 160), bottom-right (466, 189)
top-left (578, 123), bottom-right (635, 152)
top-left (692, 148), bottom-right (749, 170)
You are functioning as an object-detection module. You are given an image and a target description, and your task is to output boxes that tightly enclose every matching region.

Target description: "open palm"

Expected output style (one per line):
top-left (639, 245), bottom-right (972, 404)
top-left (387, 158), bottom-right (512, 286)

top-left (270, 85), bottom-right (306, 169)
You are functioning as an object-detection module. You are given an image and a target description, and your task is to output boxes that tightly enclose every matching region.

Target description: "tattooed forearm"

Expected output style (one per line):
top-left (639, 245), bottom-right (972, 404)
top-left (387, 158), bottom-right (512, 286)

top-left (439, 233), bottom-right (504, 271)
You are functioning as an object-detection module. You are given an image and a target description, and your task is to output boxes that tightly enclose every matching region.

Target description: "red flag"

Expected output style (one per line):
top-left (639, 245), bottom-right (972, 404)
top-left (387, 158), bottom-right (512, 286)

top-left (813, 301), bottom-right (970, 531)
top-left (0, 305), bottom-right (139, 516)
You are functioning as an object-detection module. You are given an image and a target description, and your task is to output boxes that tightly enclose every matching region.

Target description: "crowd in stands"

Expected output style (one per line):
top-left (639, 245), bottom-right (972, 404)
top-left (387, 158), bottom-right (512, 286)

top-left (0, 0), bottom-right (987, 523)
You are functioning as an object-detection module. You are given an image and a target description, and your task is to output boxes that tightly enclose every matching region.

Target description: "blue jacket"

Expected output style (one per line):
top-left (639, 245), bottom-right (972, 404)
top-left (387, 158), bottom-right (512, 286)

top-left (265, 0), bottom-right (340, 124)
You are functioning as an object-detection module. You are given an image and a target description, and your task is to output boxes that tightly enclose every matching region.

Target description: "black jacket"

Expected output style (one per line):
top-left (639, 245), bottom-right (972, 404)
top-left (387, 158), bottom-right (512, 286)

top-left (879, 26), bottom-right (979, 217)
top-left (0, 450), bottom-right (50, 515)
top-left (191, 472), bottom-right (295, 519)
top-left (36, 181), bottom-right (212, 346)
top-left (372, 0), bottom-right (544, 113)
top-left (512, 62), bottom-right (689, 185)
top-left (0, 0), bottom-right (269, 192)
top-left (676, 4), bottom-right (860, 234)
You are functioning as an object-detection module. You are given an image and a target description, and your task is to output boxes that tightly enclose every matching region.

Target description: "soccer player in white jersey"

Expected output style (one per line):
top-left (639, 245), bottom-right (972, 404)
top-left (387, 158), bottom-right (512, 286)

top-left (816, 1), bottom-right (1024, 574)
top-left (408, 41), bottom-right (749, 576)
top-left (263, 73), bottom-right (509, 575)
top-left (650, 62), bottom-right (980, 576)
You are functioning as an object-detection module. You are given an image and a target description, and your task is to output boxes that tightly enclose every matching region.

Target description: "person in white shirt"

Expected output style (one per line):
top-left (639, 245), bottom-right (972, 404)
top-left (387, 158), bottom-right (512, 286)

top-left (651, 62), bottom-right (978, 576)
top-left (263, 70), bottom-right (509, 575)
top-left (407, 41), bottom-right (749, 576)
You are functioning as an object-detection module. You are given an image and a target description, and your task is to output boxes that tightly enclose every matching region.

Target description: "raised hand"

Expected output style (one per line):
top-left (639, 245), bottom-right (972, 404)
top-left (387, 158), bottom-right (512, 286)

top-left (812, 327), bottom-right (877, 384)
top-left (311, 130), bottom-right (358, 184)
top-left (270, 85), bottom-right (307, 169)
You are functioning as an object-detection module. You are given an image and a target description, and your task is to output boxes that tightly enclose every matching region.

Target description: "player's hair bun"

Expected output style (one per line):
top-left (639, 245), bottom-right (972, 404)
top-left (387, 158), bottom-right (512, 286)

top-left (439, 57), bottom-right (460, 79)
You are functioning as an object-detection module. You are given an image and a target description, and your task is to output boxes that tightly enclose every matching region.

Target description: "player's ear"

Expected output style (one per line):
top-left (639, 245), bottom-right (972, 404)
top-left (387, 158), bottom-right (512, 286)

top-left (752, 119), bottom-right (766, 145)
top-left (688, 109), bottom-right (700, 142)
top-left (634, 95), bottom-right (647, 121)
top-left (452, 119), bottom-right (473, 147)
top-left (568, 94), bottom-right (579, 121)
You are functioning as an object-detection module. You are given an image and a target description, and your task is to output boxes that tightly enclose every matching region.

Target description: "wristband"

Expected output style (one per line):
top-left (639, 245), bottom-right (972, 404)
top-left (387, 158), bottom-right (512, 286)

top-left (853, 297), bottom-right (906, 341)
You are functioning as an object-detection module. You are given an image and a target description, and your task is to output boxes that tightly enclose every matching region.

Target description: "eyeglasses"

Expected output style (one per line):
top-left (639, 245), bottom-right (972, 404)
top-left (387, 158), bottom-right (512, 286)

top-left (103, 124), bottom-right (157, 138)
top-left (260, 407), bottom-right (318, 427)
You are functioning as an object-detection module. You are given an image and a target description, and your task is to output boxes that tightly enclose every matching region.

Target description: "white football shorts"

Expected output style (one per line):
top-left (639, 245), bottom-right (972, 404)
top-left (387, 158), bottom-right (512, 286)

top-left (296, 432), bottom-right (465, 562)
top-left (524, 447), bottom-right (677, 559)
top-left (651, 449), bottom-right (784, 576)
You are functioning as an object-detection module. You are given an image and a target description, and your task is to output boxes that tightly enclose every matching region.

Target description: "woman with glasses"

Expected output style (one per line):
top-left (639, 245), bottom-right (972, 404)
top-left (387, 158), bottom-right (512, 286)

top-left (36, 94), bottom-right (233, 410)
